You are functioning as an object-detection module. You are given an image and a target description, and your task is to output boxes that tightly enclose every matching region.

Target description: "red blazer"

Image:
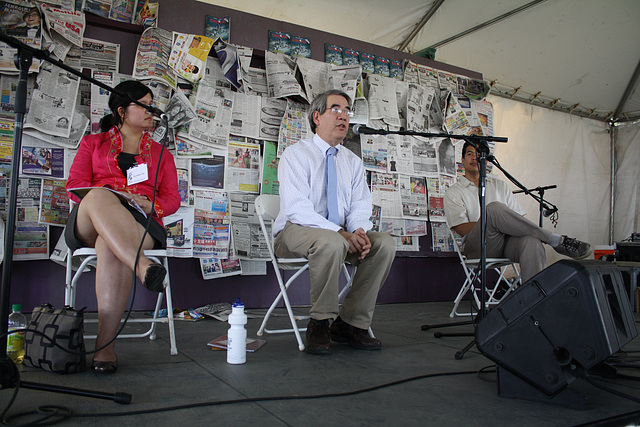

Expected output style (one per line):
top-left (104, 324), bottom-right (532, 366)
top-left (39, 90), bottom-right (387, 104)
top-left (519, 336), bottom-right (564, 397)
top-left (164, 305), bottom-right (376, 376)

top-left (67, 127), bottom-right (180, 226)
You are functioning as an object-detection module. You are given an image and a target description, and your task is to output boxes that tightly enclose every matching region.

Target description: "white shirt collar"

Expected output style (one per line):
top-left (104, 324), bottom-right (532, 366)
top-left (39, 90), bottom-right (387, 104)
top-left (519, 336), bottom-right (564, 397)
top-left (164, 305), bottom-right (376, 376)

top-left (459, 175), bottom-right (497, 188)
top-left (312, 133), bottom-right (340, 154)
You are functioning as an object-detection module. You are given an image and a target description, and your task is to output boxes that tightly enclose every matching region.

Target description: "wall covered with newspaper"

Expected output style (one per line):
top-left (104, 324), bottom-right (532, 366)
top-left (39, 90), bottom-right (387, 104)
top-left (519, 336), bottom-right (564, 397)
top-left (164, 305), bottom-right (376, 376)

top-left (0, 0), bottom-right (492, 281)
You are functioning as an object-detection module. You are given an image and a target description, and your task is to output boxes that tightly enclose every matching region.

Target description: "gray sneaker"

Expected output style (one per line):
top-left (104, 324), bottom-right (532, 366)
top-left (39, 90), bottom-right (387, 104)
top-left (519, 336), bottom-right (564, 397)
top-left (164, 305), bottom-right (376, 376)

top-left (554, 236), bottom-right (592, 260)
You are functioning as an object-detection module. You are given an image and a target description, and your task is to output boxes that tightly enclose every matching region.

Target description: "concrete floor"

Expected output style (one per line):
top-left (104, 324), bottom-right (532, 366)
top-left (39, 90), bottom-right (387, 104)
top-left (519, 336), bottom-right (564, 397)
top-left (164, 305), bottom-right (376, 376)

top-left (2, 302), bottom-right (640, 426)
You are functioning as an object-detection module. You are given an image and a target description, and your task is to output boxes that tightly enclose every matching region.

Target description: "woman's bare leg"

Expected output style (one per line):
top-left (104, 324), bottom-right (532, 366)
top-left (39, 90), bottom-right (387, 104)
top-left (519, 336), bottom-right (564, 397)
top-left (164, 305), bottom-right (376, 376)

top-left (74, 188), bottom-right (156, 281)
top-left (93, 236), bottom-right (135, 362)
top-left (74, 189), bottom-right (156, 362)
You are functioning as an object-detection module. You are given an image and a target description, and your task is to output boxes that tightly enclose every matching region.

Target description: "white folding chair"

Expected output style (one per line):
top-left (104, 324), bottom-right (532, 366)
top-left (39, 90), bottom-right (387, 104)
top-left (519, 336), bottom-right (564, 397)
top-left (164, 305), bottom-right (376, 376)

top-left (64, 247), bottom-right (178, 355)
top-left (255, 194), bottom-right (369, 351)
top-left (448, 228), bottom-right (521, 318)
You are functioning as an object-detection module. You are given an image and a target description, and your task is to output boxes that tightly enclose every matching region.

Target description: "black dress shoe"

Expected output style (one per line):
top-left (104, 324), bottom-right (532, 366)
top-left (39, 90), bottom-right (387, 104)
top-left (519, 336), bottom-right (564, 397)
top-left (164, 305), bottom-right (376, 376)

top-left (92, 359), bottom-right (117, 374)
top-left (330, 317), bottom-right (381, 350)
top-left (305, 319), bottom-right (331, 355)
top-left (143, 263), bottom-right (167, 292)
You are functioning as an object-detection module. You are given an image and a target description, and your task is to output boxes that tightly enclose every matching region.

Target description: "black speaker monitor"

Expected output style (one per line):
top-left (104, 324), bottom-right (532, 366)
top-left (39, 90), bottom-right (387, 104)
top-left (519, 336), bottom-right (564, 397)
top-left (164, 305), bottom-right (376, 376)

top-left (476, 260), bottom-right (637, 403)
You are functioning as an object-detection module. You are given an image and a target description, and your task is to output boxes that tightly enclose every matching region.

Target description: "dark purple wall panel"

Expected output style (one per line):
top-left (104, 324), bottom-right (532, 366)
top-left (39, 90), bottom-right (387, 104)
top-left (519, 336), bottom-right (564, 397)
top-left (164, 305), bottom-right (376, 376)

top-left (7, 1), bottom-right (483, 312)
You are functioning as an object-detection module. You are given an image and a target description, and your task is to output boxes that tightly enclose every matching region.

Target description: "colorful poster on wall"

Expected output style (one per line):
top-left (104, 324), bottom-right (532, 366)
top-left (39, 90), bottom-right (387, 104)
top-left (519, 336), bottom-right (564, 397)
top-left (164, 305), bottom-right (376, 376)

top-left (13, 178), bottom-right (49, 260)
top-left (291, 36), bottom-right (310, 58)
top-left (168, 33), bottom-right (214, 83)
top-left (0, 1), bottom-right (42, 73)
top-left (374, 56), bottom-right (390, 77)
top-left (359, 52), bottom-right (374, 74)
top-left (324, 44), bottom-right (343, 66)
top-left (343, 48), bottom-right (359, 66)
top-left (39, 178), bottom-right (69, 226)
top-left (109, 0), bottom-right (136, 23)
top-left (390, 60), bottom-right (404, 80)
top-left (268, 30), bottom-right (291, 55)
top-left (204, 16), bottom-right (229, 42)
top-left (134, 0), bottom-right (158, 26)
top-left (261, 140), bottom-right (279, 195)
top-left (21, 146), bottom-right (65, 178)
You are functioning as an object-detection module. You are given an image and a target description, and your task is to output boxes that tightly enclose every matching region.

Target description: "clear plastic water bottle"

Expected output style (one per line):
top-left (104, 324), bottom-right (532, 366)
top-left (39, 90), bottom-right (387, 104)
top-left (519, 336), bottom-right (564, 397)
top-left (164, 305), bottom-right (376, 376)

top-left (7, 304), bottom-right (26, 365)
top-left (227, 298), bottom-right (247, 365)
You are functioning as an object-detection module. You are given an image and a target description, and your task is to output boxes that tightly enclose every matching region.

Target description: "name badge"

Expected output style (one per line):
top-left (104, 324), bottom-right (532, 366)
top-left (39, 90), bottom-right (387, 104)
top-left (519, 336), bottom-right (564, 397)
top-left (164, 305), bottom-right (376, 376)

top-left (127, 163), bottom-right (148, 186)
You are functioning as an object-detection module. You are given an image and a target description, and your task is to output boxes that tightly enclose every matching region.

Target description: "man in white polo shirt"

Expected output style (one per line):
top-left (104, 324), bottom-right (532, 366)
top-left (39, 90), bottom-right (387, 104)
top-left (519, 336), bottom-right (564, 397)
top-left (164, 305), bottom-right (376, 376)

top-left (444, 141), bottom-right (592, 282)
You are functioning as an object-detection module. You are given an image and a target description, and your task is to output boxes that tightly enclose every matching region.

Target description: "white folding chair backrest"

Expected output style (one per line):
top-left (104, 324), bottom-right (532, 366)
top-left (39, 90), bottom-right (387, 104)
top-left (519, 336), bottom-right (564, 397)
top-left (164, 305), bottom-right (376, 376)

top-left (447, 227), bottom-right (521, 318)
top-left (256, 194), bottom-right (309, 268)
top-left (254, 194), bottom-right (364, 351)
top-left (64, 247), bottom-right (178, 355)
top-left (255, 193), bottom-right (280, 222)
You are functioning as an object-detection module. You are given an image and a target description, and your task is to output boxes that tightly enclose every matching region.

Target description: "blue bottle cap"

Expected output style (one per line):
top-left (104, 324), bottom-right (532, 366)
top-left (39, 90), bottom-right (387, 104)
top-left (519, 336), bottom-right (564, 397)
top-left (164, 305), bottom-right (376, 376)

top-left (233, 298), bottom-right (244, 308)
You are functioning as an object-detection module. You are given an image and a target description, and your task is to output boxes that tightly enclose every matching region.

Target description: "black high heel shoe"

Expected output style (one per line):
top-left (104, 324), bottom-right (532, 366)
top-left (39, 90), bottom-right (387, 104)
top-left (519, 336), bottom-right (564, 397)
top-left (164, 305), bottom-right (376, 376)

top-left (92, 358), bottom-right (118, 374)
top-left (143, 263), bottom-right (167, 292)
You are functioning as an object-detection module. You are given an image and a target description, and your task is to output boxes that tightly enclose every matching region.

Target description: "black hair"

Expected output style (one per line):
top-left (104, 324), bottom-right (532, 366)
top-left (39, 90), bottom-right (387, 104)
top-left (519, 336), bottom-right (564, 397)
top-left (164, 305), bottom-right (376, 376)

top-left (99, 80), bottom-right (153, 133)
top-left (462, 141), bottom-right (474, 157)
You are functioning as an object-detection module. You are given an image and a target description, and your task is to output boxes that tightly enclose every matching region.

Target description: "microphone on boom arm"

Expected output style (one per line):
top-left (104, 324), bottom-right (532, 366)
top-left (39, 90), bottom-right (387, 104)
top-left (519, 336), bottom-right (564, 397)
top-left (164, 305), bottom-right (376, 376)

top-left (352, 124), bottom-right (387, 136)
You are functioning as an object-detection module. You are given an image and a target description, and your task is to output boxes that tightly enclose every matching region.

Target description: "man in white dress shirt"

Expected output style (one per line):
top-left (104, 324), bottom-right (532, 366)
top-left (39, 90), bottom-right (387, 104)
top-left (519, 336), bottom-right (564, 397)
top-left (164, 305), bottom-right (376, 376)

top-left (273, 90), bottom-right (396, 355)
top-left (444, 141), bottom-right (592, 282)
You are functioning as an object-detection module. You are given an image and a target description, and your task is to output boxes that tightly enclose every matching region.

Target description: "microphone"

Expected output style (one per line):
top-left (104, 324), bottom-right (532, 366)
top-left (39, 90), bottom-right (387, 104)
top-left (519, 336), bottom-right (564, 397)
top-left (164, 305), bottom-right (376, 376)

top-left (352, 124), bottom-right (387, 135)
top-left (543, 208), bottom-right (557, 217)
top-left (144, 104), bottom-right (167, 120)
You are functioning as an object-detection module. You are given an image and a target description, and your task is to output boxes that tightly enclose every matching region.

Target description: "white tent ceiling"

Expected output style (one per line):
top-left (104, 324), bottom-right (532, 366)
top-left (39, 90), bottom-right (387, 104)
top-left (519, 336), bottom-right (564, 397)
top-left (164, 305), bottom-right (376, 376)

top-left (198, 0), bottom-right (640, 122)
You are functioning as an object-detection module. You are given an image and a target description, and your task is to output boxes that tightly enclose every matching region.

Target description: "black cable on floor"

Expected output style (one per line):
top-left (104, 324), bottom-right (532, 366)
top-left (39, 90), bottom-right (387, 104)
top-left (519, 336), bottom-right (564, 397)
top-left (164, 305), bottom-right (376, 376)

top-left (2, 369), bottom-right (480, 425)
top-left (572, 408), bottom-right (640, 427)
top-left (0, 384), bottom-right (19, 424)
top-left (610, 365), bottom-right (640, 373)
top-left (585, 375), bottom-right (640, 404)
top-left (7, 364), bottom-right (640, 426)
top-left (476, 364), bottom-right (497, 383)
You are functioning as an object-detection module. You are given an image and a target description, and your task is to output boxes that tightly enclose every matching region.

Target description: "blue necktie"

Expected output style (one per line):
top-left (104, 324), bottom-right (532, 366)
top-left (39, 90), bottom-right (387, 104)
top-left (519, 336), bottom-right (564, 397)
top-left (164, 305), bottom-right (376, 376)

top-left (326, 146), bottom-right (339, 225)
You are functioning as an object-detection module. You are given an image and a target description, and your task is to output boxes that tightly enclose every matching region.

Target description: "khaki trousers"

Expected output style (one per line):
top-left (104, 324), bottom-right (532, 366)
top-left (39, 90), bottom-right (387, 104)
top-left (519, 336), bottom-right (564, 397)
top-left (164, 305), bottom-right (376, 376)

top-left (275, 222), bottom-right (396, 329)
top-left (463, 202), bottom-right (551, 282)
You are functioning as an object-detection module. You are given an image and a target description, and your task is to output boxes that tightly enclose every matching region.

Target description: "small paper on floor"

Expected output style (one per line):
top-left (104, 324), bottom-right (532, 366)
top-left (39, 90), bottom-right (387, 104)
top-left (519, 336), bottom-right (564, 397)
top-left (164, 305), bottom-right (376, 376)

top-left (208, 335), bottom-right (267, 352)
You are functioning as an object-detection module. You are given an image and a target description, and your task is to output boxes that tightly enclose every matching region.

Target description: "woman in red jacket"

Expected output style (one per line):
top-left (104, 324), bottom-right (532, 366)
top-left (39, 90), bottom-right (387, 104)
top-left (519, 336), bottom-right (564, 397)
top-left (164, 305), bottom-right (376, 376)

top-left (66, 80), bottom-right (180, 374)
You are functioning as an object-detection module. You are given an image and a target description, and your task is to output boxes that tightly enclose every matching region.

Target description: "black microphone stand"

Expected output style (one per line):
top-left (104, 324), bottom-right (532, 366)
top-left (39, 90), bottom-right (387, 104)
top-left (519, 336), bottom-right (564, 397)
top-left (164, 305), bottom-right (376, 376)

top-left (512, 184), bottom-right (558, 227)
top-left (351, 127), bottom-right (505, 358)
top-left (0, 31), bottom-right (168, 405)
top-left (426, 150), bottom-right (558, 359)
top-left (421, 137), bottom-right (493, 359)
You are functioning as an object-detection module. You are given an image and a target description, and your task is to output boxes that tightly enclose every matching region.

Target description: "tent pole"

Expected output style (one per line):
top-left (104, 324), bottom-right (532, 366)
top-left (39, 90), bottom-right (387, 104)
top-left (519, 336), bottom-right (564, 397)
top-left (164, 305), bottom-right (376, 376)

top-left (397, 0), bottom-right (445, 52)
top-left (420, 0), bottom-right (548, 51)
top-left (613, 58), bottom-right (640, 123)
top-left (609, 122), bottom-right (616, 245)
